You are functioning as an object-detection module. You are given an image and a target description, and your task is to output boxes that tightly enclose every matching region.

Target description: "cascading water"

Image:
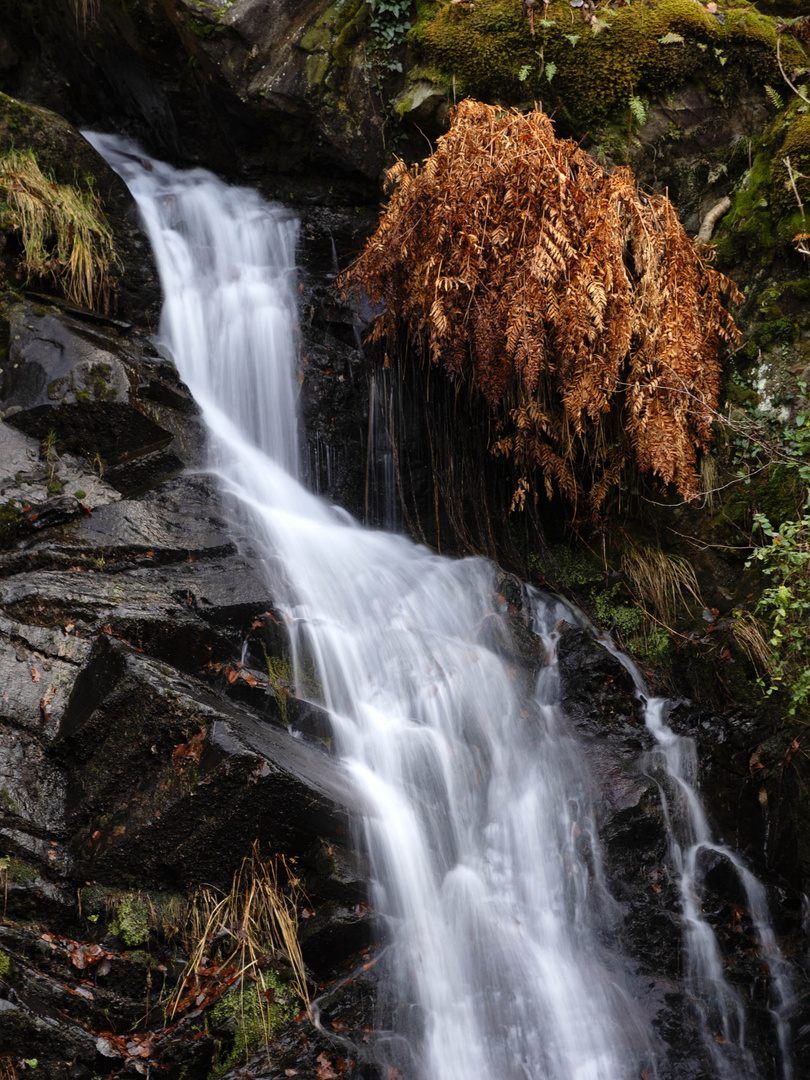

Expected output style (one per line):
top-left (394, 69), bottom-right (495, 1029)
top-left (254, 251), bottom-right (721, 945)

top-left (90, 133), bottom-right (794, 1080)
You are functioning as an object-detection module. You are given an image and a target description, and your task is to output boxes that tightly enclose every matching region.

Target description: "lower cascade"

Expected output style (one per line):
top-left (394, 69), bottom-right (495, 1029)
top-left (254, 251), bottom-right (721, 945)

top-left (90, 133), bottom-right (796, 1080)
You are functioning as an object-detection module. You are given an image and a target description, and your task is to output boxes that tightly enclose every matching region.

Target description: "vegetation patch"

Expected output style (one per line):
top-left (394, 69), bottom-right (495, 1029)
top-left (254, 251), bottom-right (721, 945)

top-left (170, 845), bottom-right (309, 1069)
top-left (340, 100), bottom-right (741, 523)
top-left (0, 147), bottom-right (117, 310)
top-left (110, 893), bottom-right (150, 947)
top-left (412, 0), bottom-right (805, 127)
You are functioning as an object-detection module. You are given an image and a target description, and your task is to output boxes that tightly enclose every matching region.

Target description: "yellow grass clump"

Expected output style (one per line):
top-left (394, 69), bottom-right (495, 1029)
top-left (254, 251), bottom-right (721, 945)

top-left (0, 147), bottom-right (116, 311)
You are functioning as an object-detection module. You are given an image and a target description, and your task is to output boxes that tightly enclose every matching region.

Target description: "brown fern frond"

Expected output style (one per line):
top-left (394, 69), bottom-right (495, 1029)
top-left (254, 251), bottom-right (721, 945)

top-left (337, 99), bottom-right (740, 525)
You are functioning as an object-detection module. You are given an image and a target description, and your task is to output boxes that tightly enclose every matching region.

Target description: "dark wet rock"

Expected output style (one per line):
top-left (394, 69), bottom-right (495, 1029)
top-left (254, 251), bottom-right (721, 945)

top-left (557, 624), bottom-right (650, 747)
top-left (1, 0), bottom-right (388, 185)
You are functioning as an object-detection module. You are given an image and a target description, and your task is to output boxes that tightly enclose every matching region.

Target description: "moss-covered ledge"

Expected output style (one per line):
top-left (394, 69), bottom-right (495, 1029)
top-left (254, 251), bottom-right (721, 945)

top-left (411, 0), bottom-right (807, 128)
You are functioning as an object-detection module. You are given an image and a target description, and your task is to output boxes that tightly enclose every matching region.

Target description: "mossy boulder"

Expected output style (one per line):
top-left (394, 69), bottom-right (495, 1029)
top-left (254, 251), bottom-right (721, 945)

top-left (414, 0), bottom-right (805, 128)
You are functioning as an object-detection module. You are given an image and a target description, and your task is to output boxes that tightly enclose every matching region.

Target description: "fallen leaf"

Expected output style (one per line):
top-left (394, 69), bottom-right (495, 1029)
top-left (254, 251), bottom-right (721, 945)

top-left (30, 668), bottom-right (41, 683)
top-left (242, 671), bottom-right (258, 688)
top-left (316, 1053), bottom-right (338, 1080)
top-left (40, 684), bottom-right (58, 718)
top-left (96, 1036), bottom-right (122, 1058)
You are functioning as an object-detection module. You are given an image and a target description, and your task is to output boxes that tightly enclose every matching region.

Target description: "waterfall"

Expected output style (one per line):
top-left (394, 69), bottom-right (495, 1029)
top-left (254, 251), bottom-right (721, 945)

top-left (89, 133), bottom-right (794, 1080)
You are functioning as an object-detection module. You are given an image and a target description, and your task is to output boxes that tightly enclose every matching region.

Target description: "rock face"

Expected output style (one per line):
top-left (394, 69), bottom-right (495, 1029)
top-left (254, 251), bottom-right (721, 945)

top-left (0, 325), bottom-right (377, 1076)
top-left (0, 0), bottom-right (389, 183)
top-left (0, 102), bottom-right (377, 1076)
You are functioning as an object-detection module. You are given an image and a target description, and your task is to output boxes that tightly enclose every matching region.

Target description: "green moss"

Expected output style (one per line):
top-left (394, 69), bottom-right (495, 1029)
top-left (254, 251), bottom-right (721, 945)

top-left (209, 976), bottom-right (296, 1078)
top-left (714, 103), bottom-right (810, 268)
top-left (414, 0), bottom-right (794, 126)
top-left (0, 950), bottom-right (9, 977)
top-left (46, 478), bottom-right (64, 496)
top-left (0, 788), bottom-right (21, 815)
top-left (111, 894), bottom-right (150, 947)
top-left (264, 651), bottom-right (293, 725)
top-left (0, 499), bottom-right (26, 547)
top-left (0, 856), bottom-right (37, 884)
top-left (332, 1), bottom-right (370, 66)
top-left (744, 317), bottom-right (800, 359)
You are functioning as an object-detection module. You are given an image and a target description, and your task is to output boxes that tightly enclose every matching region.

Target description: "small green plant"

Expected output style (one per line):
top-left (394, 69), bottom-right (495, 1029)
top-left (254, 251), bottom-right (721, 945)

top-left (111, 894), bottom-right (150, 947)
top-left (529, 544), bottom-right (599, 588)
top-left (746, 397), bottom-right (810, 718)
top-left (368, 0), bottom-right (411, 72)
top-left (209, 975), bottom-right (296, 1077)
top-left (594, 585), bottom-right (644, 638)
top-left (263, 649), bottom-right (293, 725)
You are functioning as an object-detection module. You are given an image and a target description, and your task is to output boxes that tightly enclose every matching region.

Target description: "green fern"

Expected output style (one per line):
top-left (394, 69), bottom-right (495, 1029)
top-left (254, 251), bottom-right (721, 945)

top-left (629, 95), bottom-right (647, 127)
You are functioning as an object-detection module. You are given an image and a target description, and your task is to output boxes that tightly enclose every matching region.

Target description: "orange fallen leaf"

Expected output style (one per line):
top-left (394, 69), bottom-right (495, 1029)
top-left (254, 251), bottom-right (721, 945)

top-left (30, 668), bottom-right (41, 683)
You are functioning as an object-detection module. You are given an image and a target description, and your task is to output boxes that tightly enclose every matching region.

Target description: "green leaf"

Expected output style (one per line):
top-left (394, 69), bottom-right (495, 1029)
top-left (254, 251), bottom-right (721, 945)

top-left (545, 61), bottom-right (557, 83)
top-left (565, 34), bottom-right (580, 46)
top-left (629, 95), bottom-right (647, 127)
top-left (658, 32), bottom-right (684, 44)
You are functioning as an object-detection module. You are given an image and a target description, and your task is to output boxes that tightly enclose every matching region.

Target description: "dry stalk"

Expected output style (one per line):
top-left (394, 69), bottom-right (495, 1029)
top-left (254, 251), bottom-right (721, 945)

top-left (170, 844), bottom-right (310, 1032)
top-left (621, 543), bottom-right (703, 626)
top-left (733, 610), bottom-right (773, 676)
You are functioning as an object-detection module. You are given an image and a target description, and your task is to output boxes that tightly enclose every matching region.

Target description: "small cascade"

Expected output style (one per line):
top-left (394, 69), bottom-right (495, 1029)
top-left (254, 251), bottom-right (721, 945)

top-left (91, 131), bottom-right (796, 1080)
top-left (602, 640), bottom-right (795, 1080)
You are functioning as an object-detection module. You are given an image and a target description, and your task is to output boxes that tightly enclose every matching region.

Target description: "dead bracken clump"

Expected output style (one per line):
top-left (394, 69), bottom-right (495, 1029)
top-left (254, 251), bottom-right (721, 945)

top-left (339, 99), bottom-right (742, 522)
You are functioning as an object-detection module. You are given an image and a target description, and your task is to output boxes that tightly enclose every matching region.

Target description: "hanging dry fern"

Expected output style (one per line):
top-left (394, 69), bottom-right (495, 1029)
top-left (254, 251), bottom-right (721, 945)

top-left (339, 100), bottom-right (742, 522)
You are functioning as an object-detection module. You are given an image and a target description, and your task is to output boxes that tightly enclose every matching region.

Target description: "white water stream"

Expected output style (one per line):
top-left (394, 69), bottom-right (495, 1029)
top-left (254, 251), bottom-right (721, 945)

top-left (90, 134), bottom-right (793, 1080)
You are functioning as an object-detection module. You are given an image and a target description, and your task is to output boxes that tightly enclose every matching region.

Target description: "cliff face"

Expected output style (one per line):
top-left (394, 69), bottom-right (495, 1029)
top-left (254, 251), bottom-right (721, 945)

top-left (0, 2), bottom-right (809, 1077)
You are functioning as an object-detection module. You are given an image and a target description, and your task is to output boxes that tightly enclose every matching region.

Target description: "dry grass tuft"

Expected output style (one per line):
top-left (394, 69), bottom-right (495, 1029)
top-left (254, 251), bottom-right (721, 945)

top-left (733, 609), bottom-right (773, 676)
top-left (170, 844), bottom-right (310, 1047)
top-left (622, 543), bottom-right (703, 626)
top-left (0, 148), bottom-right (117, 310)
top-left (339, 100), bottom-right (742, 522)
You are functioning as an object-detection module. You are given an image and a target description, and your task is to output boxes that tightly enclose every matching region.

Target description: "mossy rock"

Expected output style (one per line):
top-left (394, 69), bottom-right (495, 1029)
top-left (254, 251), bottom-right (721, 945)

top-left (413, 0), bottom-right (804, 126)
top-left (0, 499), bottom-right (28, 548)
top-left (717, 98), bottom-right (810, 268)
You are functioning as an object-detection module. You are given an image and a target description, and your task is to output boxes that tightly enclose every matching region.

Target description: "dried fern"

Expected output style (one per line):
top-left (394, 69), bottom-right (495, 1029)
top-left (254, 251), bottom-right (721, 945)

top-left (339, 101), bottom-right (742, 523)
